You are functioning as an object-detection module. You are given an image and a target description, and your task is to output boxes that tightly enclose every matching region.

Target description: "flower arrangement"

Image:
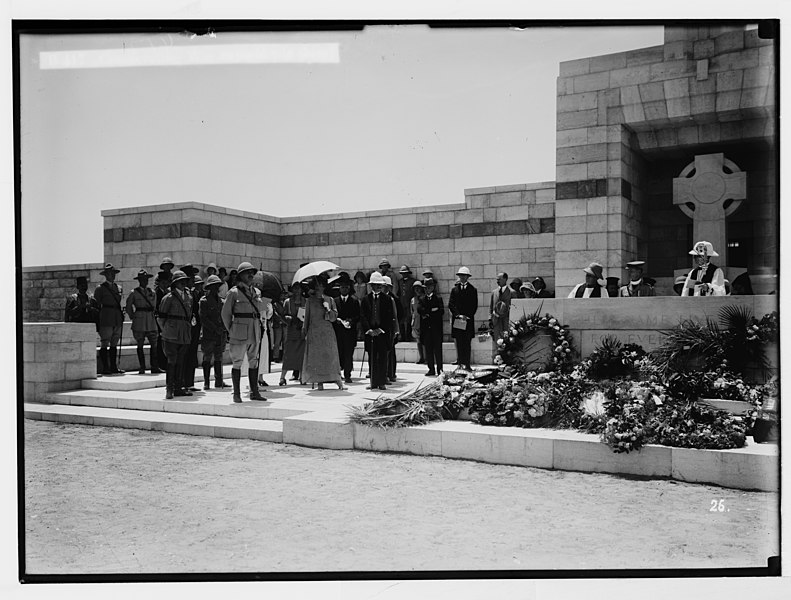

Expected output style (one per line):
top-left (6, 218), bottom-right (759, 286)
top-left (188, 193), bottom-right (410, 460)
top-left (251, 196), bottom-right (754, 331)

top-left (580, 335), bottom-right (646, 380)
top-left (496, 306), bottom-right (574, 373)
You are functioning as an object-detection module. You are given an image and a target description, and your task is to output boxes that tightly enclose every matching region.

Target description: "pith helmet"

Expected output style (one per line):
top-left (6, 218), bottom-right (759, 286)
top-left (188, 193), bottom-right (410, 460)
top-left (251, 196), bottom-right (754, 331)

top-left (204, 274), bottom-right (222, 287)
top-left (170, 270), bottom-right (189, 285)
top-left (369, 272), bottom-right (386, 285)
top-left (382, 276), bottom-right (392, 287)
top-left (159, 257), bottom-right (174, 269)
top-left (456, 266), bottom-right (472, 277)
top-left (193, 276), bottom-right (204, 285)
top-left (237, 262), bottom-right (257, 275)
top-left (399, 265), bottom-right (412, 275)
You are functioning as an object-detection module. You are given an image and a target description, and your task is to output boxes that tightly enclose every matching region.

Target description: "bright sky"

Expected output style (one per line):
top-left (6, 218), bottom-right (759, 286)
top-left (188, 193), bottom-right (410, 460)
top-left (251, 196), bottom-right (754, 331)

top-left (19, 25), bottom-right (665, 267)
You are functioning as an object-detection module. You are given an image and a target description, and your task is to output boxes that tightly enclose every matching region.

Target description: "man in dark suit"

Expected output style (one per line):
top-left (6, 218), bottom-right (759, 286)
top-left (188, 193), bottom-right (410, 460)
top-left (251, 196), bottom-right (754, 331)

top-left (333, 274), bottom-right (360, 384)
top-left (489, 272), bottom-right (512, 363)
top-left (448, 266), bottom-right (478, 371)
top-left (359, 272), bottom-right (395, 390)
top-left (418, 278), bottom-right (444, 376)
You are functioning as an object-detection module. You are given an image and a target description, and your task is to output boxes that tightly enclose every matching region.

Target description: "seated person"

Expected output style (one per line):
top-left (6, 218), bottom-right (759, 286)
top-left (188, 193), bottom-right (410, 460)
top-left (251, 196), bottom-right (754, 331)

top-left (731, 272), bottom-right (754, 295)
top-left (520, 281), bottom-right (537, 298)
top-left (509, 278), bottom-right (525, 299)
top-left (568, 263), bottom-right (609, 298)
top-left (681, 241), bottom-right (726, 296)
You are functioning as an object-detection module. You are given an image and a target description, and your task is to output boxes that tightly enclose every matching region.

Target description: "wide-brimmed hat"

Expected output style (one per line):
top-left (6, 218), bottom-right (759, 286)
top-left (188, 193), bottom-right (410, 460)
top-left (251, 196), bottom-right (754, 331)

top-left (237, 262), bottom-right (257, 275)
top-left (456, 266), bottom-right (472, 277)
top-left (412, 280), bottom-right (425, 288)
top-left (101, 263), bottom-right (120, 275)
top-left (520, 281), bottom-right (536, 293)
top-left (625, 261), bottom-right (645, 270)
top-left (583, 262), bottom-right (606, 286)
top-left (160, 257), bottom-right (174, 269)
top-left (399, 265), bottom-right (412, 275)
top-left (688, 241), bottom-right (719, 257)
top-left (531, 277), bottom-right (546, 289)
top-left (135, 269), bottom-right (152, 280)
top-left (378, 258), bottom-right (391, 268)
top-left (170, 270), bottom-right (189, 285)
top-left (180, 264), bottom-right (197, 276)
top-left (369, 272), bottom-right (386, 285)
top-left (204, 274), bottom-right (222, 287)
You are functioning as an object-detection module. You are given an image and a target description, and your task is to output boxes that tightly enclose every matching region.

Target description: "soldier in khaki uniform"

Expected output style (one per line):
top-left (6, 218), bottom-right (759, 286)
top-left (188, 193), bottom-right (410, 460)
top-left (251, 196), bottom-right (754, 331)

top-left (125, 269), bottom-right (162, 374)
top-left (221, 262), bottom-right (267, 403)
top-left (94, 263), bottom-right (125, 375)
top-left (199, 274), bottom-right (227, 390)
top-left (156, 270), bottom-right (194, 399)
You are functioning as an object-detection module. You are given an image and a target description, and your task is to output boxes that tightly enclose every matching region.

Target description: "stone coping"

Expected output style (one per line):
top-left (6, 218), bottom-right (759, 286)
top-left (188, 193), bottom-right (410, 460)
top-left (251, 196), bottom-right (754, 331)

top-left (22, 262), bottom-right (105, 273)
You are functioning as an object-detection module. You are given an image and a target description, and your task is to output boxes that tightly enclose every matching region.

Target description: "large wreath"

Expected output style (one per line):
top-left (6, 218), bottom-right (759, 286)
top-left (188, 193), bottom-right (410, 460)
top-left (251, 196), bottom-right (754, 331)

top-left (495, 309), bottom-right (574, 373)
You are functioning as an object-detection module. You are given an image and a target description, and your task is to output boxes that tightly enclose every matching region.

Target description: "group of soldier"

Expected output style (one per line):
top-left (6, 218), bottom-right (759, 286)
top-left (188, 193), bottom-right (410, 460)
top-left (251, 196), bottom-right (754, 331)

top-left (65, 258), bottom-right (269, 403)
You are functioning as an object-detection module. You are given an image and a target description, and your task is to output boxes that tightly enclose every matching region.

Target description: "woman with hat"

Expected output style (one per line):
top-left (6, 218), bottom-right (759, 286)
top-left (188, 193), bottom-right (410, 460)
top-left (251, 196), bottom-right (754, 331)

top-left (94, 263), bottom-right (126, 375)
top-left (157, 269), bottom-right (194, 399)
top-left (681, 241), bottom-right (726, 296)
top-left (301, 274), bottom-right (344, 391)
top-left (125, 269), bottom-right (162, 375)
top-left (278, 281), bottom-right (307, 386)
top-left (531, 276), bottom-right (553, 298)
top-left (568, 263), bottom-right (609, 298)
top-left (448, 266), bottom-right (477, 371)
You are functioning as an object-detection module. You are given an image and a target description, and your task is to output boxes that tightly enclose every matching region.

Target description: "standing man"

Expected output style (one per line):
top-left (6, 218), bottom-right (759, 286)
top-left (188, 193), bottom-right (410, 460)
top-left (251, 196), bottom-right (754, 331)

top-left (180, 265), bottom-right (201, 391)
top-left (199, 274), bottom-right (227, 390)
top-left (94, 263), bottom-right (125, 375)
top-left (221, 262), bottom-right (267, 403)
top-left (125, 269), bottom-right (162, 375)
top-left (375, 259), bottom-right (400, 298)
top-left (157, 270), bottom-right (193, 399)
top-left (448, 266), bottom-right (477, 371)
top-left (418, 278), bottom-right (444, 376)
top-left (360, 272), bottom-right (395, 391)
top-left (65, 276), bottom-right (99, 325)
top-left (333, 273), bottom-right (360, 384)
top-left (397, 266), bottom-right (416, 342)
top-left (489, 272), bottom-right (512, 363)
top-left (154, 271), bottom-right (171, 373)
top-left (619, 261), bottom-right (655, 297)
top-left (159, 257), bottom-right (175, 280)
top-left (383, 276), bottom-right (402, 383)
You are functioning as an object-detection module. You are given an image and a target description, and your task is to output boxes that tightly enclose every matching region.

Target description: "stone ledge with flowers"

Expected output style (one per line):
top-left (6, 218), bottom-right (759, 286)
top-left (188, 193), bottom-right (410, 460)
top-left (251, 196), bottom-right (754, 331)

top-left (348, 305), bottom-right (779, 465)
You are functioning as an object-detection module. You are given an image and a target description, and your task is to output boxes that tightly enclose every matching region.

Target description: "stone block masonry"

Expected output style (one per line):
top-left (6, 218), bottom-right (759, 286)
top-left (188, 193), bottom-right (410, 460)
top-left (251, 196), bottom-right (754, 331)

top-left (23, 263), bottom-right (106, 322)
top-left (23, 323), bottom-right (97, 401)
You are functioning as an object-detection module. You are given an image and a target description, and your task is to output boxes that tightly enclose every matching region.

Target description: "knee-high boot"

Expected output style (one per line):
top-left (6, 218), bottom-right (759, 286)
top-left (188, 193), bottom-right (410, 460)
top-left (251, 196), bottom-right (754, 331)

top-left (214, 360), bottom-right (226, 388)
top-left (231, 368), bottom-right (242, 403)
top-left (203, 363), bottom-right (212, 390)
top-left (165, 363), bottom-right (176, 399)
top-left (98, 348), bottom-right (110, 375)
top-left (150, 346), bottom-right (163, 374)
top-left (249, 368), bottom-right (265, 401)
top-left (136, 346), bottom-right (146, 374)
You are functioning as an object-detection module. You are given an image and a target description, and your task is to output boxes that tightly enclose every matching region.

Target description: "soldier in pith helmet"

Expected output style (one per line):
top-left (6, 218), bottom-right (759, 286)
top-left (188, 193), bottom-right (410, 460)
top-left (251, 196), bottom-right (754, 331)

top-left (199, 274), bottom-right (227, 390)
top-left (157, 270), bottom-right (194, 399)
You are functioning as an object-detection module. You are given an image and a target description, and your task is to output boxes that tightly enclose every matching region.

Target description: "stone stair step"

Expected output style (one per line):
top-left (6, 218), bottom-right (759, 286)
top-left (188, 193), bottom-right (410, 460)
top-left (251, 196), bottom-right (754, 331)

top-left (24, 402), bottom-right (284, 442)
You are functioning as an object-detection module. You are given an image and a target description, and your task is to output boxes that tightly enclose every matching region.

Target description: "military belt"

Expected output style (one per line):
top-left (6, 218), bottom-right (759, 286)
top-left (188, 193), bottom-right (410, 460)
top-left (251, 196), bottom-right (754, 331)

top-left (233, 312), bottom-right (257, 319)
top-left (160, 313), bottom-right (190, 321)
top-left (135, 307), bottom-right (154, 312)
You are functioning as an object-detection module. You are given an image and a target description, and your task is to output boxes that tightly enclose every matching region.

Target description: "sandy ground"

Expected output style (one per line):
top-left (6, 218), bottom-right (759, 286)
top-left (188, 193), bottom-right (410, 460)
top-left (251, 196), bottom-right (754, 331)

top-left (23, 420), bottom-right (779, 575)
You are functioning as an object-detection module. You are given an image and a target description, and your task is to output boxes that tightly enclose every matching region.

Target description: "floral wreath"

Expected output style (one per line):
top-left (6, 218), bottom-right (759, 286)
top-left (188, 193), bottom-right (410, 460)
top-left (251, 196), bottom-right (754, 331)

top-left (495, 308), bottom-right (574, 372)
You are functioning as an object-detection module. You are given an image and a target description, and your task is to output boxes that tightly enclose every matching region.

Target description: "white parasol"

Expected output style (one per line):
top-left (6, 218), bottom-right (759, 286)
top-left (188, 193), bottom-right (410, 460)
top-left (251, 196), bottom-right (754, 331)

top-left (292, 260), bottom-right (341, 285)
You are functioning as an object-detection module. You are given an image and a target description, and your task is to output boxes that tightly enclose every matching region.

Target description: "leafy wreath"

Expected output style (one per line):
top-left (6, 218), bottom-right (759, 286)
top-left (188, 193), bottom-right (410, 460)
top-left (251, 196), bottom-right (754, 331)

top-left (495, 306), bottom-right (574, 373)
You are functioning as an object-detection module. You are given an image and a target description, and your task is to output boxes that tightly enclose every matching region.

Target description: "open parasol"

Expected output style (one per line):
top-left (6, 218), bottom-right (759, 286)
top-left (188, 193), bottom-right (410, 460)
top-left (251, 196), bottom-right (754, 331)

top-left (252, 270), bottom-right (285, 300)
top-left (292, 260), bottom-right (340, 285)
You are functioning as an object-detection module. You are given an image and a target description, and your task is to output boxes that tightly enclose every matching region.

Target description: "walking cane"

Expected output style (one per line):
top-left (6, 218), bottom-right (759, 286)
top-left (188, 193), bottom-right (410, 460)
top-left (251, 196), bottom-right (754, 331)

top-left (359, 346), bottom-right (367, 378)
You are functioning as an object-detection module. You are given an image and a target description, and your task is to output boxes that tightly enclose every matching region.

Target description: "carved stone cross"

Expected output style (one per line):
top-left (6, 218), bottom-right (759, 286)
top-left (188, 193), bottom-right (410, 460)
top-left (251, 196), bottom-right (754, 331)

top-left (672, 153), bottom-right (747, 267)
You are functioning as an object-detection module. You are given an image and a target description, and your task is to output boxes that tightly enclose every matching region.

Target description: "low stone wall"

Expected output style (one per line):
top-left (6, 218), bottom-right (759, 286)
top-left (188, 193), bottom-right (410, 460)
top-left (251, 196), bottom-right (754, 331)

top-left (23, 323), bottom-right (98, 401)
top-left (22, 263), bottom-right (106, 323)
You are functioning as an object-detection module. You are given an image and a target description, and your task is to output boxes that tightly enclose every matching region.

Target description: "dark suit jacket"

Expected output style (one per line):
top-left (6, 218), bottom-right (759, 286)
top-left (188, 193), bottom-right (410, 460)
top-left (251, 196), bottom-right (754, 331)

top-left (334, 295), bottom-right (360, 335)
top-left (360, 292), bottom-right (395, 336)
top-left (417, 293), bottom-right (444, 342)
top-left (448, 283), bottom-right (478, 338)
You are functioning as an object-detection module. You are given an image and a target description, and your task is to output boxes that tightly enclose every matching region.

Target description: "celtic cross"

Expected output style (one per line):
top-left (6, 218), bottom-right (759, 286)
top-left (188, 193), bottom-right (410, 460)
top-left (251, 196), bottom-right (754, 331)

top-left (672, 153), bottom-right (747, 267)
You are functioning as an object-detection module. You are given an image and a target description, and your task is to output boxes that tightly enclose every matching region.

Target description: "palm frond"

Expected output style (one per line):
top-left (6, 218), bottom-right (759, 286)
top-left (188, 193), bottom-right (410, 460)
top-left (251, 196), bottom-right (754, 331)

top-left (719, 304), bottom-right (753, 333)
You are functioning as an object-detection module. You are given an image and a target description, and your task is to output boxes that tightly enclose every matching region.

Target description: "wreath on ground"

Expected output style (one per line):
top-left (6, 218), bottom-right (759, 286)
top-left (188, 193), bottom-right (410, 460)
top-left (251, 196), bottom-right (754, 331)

top-left (495, 307), bottom-right (574, 373)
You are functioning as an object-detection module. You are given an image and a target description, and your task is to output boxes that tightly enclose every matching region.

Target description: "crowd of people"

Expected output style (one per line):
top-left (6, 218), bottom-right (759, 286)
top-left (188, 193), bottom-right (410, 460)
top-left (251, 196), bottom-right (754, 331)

top-left (63, 240), bottom-right (757, 397)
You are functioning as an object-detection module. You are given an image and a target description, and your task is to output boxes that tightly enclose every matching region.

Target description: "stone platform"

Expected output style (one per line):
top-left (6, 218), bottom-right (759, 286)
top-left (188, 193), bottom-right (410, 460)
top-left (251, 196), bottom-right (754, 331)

top-left (25, 363), bottom-right (779, 492)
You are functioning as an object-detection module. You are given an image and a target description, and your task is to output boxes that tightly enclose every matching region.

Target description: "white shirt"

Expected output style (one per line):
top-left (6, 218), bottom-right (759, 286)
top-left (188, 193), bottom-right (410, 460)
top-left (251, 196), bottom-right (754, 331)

top-left (568, 283), bottom-right (610, 298)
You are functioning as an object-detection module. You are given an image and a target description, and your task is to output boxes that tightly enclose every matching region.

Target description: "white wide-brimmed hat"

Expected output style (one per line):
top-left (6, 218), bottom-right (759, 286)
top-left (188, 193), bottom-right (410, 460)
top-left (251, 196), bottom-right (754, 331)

top-left (369, 272), bottom-right (386, 285)
top-left (456, 266), bottom-right (472, 277)
top-left (688, 241), bottom-right (719, 257)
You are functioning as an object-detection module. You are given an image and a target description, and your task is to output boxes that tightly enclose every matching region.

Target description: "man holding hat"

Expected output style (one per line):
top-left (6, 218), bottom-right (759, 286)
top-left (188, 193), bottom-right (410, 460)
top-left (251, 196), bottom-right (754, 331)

top-left (397, 266), bottom-right (416, 341)
top-left (94, 263), bottom-right (125, 375)
top-left (199, 274), bottom-right (227, 390)
top-left (619, 261), bottom-right (655, 297)
top-left (125, 269), bottom-right (162, 375)
top-left (448, 266), bottom-right (477, 371)
top-left (360, 272), bottom-right (395, 390)
top-left (65, 276), bottom-right (99, 325)
top-left (333, 273), bottom-right (360, 384)
top-left (568, 263), bottom-right (609, 298)
top-left (682, 241), bottom-right (726, 296)
top-left (157, 269), bottom-right (194, 399)
top-left (417, 278), bottom-right (444, 376)
top-left (221, 262), bottom-right (268, 403)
